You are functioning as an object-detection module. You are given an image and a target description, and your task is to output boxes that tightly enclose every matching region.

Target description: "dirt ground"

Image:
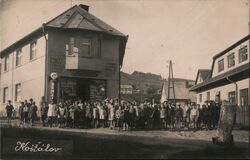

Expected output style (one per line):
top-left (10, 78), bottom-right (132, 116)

top-left (1, 120), bottom-right (249, 159)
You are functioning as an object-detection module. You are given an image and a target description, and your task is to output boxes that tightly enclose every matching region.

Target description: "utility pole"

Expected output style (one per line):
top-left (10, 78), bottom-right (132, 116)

top-left (167, 60), bottom-right (176, 105)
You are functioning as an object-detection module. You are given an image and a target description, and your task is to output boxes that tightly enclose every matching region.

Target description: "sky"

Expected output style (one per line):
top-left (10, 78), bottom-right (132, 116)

top-left (0, 0), bottom-right (249, 80)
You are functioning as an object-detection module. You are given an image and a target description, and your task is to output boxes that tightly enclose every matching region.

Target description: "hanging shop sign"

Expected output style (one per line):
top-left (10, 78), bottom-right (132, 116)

top-left (50, 72), bottom-right (58, 103)
top-left (50, 72), bottom-right (58, 80)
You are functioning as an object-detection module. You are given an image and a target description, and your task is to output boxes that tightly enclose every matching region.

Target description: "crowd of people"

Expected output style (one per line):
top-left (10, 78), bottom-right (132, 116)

top-left (5, 97), bottom-right (221, 131)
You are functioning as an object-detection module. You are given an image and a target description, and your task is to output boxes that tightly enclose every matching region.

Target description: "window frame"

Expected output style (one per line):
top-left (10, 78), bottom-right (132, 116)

top-left (97, 38), bottom-right (102, 58)
top-left (239, 46), bottom-right (248, 63)
top-left (239, 88), bottom-right (249, 106)
top-left (16, 48), bottom-right (22, 67)
top-left (218, 58), bottom-right (224, 72)
top-left (199, 94), bottom-right (202, 103)
top-left (4, 55), bottom-right (9, 72)
top-left (80, 37), bottom-right (92, 57)
top-left (206, 92), bottom-right (210, 101)
top-left (15, 83), bottom-right (21, 102)
top-left (227, 52), bottom-right (235, 68)
top-left (228, 91), bottom-right (236, 105)
top-left (3, 87), bottom-right (8, 103)
top-left (30, 41), bottom-right (37, 61)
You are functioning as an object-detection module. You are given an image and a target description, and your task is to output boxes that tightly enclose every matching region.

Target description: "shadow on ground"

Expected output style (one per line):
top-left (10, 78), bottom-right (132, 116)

top-left (0, 126), bottom-right (249, 159)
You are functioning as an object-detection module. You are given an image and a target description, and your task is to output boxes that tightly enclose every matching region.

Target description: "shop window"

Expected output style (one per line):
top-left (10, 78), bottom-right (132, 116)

top-left (218, 59), bottom-right (224, 72)
top-left (239, 46), bottom-right (248, 63)
top-left (227, 53), bottom-right (235, 68)
top-left (3, 87), bottom-right (8, 103)
top-left (4, 55), bottom-right (9, 72)
top-left (30, 41), bottom-right (37, 60)
top-left (228, 91), bottom-right (236, 104)
top-left (16, 49), bottom-right (22, 66)
top-left (15, 83), bottom-right (21, 102)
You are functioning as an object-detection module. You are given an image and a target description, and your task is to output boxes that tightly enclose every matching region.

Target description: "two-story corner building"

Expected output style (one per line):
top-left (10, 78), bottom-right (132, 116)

top-left (190, 35), bottom-right (250, 127)
top-left (0, 4), bottom-right (128, 111)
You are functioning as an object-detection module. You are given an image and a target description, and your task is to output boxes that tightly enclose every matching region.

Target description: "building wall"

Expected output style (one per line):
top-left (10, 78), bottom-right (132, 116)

top-left (212, 40), bottom-right (249, 77)
top-left (47, 29), bottom-right (120, 100)
top-left (196, 78), bottom-right (249, 126)
top-left (196, 78), bottom-right (249, 105)
top-left (0, 36), bottom-right (46, 111)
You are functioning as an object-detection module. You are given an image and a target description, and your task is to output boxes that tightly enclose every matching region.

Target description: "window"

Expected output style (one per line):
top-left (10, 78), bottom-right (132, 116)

top-left (199, 94), bottom-right (202, 103)
top-left (239, 46), bottom-right (248, 63)
top-left (206, 92), bottom-right (210, 101)
top-left (15, 83), bottom-right (21, 102)
top-left (30, 41), bottom-right (37, 60)
top-left (80, 38), bottom-right (91, 56)
top-left (3, 87), bottom-right (8, 103)
top-left (218, 59), bottom-right (224, 72)
top-left (66, 37), bottom-right (79, 56)
top-left (227, 53), bottom-right (235, 68)
top-left (228, 91), bottom-right (236, 104)
top-left (4, 55), bottom-right (9, 72)
top-left (16, 49), bottom-right (22, 66)
top-left (240, 88), bottom-right (249, 106)
top-left (97, 39), bottom-right (102, 58)
top-left (215, 91), bottom-right (221, 103)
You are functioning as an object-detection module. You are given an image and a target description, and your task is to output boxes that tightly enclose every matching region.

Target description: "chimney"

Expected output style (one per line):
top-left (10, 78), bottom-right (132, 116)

top-left (79, 4), bottom-right (89, 12)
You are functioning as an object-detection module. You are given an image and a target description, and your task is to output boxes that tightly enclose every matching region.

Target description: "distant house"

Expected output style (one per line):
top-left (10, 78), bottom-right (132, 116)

top-left (160, 78), bottom-right (196, 104)
top-left (120, 85), bottom-right (133, 94)
top-left (190, 35), bottom-right (249, 127)
top-left (120, 71), bottom-right (164, 95)
top-left (195, 69), bottom-right (211, 84)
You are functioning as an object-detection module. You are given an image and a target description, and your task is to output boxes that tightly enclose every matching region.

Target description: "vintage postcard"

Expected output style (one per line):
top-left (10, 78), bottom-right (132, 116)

top-left (0, 0), bottom-right (249, 159)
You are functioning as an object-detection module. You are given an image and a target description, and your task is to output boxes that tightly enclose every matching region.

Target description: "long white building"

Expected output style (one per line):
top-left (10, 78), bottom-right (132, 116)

top-left (190, 35), bottom-right (250, 127)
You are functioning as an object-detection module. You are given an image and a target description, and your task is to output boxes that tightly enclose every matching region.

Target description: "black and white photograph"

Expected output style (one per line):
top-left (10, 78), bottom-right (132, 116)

top-left (0, 0), bottom-right (249, 159)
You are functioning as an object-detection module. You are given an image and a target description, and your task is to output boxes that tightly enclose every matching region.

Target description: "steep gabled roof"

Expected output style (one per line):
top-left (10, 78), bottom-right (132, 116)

top-left (46, 5), bottom-right (125, 37)
top-left (195, 69), bottom-right (211, 84)
top-left (0, 5), bottom-right (128, 65)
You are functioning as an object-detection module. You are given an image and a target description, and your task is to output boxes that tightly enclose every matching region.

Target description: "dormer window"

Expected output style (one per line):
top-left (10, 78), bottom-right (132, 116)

top-left (218, 59), bottom-right (224, 72)
top-left (239, 46), bottom-right (248, 63)
top-left (227, 52), bottom-right (235, 68)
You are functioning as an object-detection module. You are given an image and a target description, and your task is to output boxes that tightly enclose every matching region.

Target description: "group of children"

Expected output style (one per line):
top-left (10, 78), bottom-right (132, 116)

top-left (5, 97), bottom-right (221, 131)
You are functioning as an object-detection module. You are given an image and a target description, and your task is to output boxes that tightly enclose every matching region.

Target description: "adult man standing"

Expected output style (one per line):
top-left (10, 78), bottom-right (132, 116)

top-left (40, 96), bottom-right (48, 127)
top-left (18, 102), bottom-right (25, 126)
top-left (29, 101), bottom-right (38, 126)
top-left (5, 100), bottom-right (14, 124)
top-left (175, 104), bottom-right (183, 130)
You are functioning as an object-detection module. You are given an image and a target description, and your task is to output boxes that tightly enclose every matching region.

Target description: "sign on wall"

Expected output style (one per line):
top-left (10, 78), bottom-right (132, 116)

top-left (50, 72), bottom-right (58, 103)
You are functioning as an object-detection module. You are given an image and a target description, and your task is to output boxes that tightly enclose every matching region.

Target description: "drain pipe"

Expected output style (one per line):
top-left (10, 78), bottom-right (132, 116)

top-left (42, 24), bottom-right (48, 102)
top-left (226, 76), bottom-right (238, 106)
